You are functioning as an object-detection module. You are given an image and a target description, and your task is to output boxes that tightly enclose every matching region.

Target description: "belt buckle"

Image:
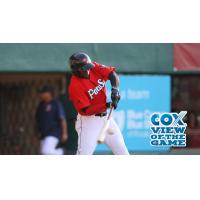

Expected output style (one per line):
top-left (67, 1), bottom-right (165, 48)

top-left (100, 113), bottom-right (104, 117)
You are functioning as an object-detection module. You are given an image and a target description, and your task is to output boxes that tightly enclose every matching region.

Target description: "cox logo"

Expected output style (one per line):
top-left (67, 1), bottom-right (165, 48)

top-left (151, 111), bottom-right (187, 127)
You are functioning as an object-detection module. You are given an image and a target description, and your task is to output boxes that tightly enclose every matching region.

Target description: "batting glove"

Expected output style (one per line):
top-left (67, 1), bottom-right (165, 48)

top-left (106, 102), bottom-right (112, 108)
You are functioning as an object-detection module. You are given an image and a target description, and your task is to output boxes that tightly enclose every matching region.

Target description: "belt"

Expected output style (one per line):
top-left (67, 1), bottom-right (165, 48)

top-left (95, 112), bottom-right (107, 117)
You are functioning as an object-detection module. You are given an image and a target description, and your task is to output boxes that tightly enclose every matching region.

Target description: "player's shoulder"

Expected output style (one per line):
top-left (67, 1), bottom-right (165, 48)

top-left (68, 76), bottom-right (81, 91)
top-left (91, 62), bottom-right (108, 72)
top-left (51, 99), bottom-right (60, 105)
top-left (69, 75), bottom-right (76, 86)
top-left (52, 99), bottom-right (64, 110)
top-left (92, 61), bottom-right (106, 68)
top-left (47, 99), bottom-right (59, 109)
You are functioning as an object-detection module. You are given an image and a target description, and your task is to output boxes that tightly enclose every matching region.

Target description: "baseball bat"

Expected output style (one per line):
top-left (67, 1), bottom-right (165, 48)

top-left (97, 106), bottom-right (114, 144)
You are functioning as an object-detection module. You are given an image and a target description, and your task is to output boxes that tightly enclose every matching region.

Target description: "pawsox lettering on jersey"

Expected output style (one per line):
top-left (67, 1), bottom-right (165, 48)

top-left (87, 79), bottom-right (106, 100)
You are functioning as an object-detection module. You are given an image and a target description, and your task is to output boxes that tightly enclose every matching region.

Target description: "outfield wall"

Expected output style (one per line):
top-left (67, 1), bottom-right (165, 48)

top-left (0, 44), bottom-right (173, 73)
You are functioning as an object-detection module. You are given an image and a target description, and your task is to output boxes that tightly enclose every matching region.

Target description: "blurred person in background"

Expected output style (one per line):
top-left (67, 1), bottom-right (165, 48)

top-left (35, 85), bottom-right (68, 155)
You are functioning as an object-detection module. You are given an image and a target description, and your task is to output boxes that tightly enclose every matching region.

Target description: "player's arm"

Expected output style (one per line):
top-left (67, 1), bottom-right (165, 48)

top-left (60, 119), bottom-right (68, 142)
top-left (108, 71), bottom-right (120, 109)
top-left (108, 71), bottom-right (120, 89)
top-left (57, 101), bottom-right (68, 142)
top-left (94, 62), bottom-right (120, 109)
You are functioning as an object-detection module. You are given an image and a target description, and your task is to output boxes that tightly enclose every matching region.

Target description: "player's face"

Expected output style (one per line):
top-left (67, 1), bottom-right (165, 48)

top-left (79, 69), bottom-right (90, 78)
top-left (39, 92), bottom-right (52, 102)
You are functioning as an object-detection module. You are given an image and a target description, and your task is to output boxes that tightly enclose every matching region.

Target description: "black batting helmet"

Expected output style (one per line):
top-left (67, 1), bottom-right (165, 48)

top-left (69, 52), bottom-right (94, 76)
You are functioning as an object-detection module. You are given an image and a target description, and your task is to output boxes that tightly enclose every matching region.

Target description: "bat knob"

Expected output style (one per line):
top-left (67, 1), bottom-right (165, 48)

top-left (108, 128), bottom-right (114, 135)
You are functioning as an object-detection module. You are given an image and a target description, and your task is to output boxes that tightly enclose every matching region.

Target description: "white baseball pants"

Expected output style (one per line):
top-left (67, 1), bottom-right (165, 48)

top-left (75, 114), bottom-right (129, 155)
top-left (40, 136), bottom-right (64, 155)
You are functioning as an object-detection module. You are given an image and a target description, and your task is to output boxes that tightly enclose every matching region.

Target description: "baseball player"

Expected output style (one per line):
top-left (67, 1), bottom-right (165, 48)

top-left (36, 85), bottom-right (68, 155)
top-left (68, 52), bottom-right (129, 155)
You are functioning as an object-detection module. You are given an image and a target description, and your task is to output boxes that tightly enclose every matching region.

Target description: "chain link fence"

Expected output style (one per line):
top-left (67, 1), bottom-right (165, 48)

top-left (0, 74), bottom-right (66, 154)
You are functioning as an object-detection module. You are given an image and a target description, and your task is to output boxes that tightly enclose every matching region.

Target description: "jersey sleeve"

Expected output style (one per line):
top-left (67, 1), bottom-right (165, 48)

top-left (56, 101), bottom-right (66, 120)
top-left (69, 84), bottom-right (91, 113)
top-left (93, 62), bottom-right (116, 81)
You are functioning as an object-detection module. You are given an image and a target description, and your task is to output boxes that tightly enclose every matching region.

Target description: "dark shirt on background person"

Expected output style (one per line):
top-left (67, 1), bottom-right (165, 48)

top-left (35, 85), bottom-right (68, 155)
top-left (36, 99), bottom-right (66, 140)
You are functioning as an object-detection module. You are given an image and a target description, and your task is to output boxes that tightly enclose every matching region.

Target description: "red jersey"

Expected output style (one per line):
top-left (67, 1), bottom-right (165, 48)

top-left (68, 62), bottom-right (115, 115)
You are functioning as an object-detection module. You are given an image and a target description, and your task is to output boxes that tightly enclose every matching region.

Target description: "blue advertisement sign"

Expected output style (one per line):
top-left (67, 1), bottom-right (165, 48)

top-left (96, 75), bottom-right (171, 153)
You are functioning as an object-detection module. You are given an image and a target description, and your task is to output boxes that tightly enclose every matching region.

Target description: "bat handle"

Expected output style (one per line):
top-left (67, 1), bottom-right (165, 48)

top-left (97, 106), bottom-right (114, 144)
top-left (107, 106), bottom-right (114, 119)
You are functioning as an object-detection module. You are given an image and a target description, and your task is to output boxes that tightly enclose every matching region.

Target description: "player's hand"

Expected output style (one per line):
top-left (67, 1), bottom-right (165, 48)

top-left (61, 132), bottom-right (68, 143)
top-left (106, 102), bottom-right (112, 108)
top-left (111, 88), bottom-right (120, 109)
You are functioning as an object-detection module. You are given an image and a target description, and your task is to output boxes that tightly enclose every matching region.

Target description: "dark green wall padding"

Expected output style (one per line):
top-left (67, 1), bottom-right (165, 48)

top-left (0, 44), bottom-right (173, 73)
